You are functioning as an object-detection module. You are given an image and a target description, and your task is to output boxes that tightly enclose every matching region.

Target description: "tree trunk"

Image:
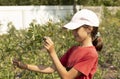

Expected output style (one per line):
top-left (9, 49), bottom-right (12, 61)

top-left (73, 0), bottom-right (78, 14)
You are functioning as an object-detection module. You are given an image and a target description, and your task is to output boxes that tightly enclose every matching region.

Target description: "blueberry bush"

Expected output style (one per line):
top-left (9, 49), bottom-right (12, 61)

top-left (0, 7), bottom-right (120, 79)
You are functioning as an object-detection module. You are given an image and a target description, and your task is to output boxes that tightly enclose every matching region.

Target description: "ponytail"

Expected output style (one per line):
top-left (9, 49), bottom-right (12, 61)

top-left (91, 27), bottom-right (103, 51)
top-left (92, 36), bottom-right (103, 51)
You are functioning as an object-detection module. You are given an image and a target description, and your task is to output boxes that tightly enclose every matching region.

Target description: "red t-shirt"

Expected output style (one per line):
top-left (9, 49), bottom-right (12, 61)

top-left (60, 46), bottom-right (98, 79)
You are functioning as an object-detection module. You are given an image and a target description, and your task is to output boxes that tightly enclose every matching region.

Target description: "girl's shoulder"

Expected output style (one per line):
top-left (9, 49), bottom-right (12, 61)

top-left (69, 45), bottom-right (97, 54)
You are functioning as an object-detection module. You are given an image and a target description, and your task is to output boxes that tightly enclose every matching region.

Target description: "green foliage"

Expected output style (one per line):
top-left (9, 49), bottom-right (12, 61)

top-left (0, 0), bottom-right (120, 6)
top-left (116, 10), bottom-right (120, 19)
top-left (0, 20), bottom-right (76, 79)
top-left (0, 7), bottom-right (120, 79)
top-left (102, 6), bottom-right (112, 18)
top-left (98, 7), bottom-right (120, 79)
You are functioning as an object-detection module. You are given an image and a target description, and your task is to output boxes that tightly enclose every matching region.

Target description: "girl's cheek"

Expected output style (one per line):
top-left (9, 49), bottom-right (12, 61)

top-left (75, 34), bottom-right (82, 42)
top-left (77, 32), bottom-right (87, 41)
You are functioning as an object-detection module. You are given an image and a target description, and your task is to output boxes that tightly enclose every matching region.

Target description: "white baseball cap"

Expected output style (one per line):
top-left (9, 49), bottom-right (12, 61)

top-left (63, 9), bottom-right (99, 30)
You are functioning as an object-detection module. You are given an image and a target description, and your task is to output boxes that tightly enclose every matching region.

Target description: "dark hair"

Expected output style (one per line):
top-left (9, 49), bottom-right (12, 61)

top-left (91, 27), bottom-right (103, 51)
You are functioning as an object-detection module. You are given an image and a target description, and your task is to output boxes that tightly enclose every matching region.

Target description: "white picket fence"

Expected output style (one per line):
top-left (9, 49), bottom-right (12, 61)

top-left (0, 6), bottom-right (120, 34)
top-left (0, 6), bottom-right (74, 34)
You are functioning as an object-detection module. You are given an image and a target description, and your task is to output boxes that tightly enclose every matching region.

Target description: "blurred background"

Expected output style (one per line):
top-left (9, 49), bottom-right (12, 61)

top-left (0, 0), bottom-right (120, 79)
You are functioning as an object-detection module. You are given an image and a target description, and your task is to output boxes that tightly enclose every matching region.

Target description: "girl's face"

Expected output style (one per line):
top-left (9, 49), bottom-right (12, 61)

top-left (72, 26), bottom-right (91, 42)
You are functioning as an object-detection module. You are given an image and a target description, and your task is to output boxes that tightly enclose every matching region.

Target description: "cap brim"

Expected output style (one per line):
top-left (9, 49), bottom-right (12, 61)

top-left (63, 21), bottom-right (84, 30)
top-left (63, 20), bottom-right (89, 30)
top-left (63, 21), bottom-right (99, 30)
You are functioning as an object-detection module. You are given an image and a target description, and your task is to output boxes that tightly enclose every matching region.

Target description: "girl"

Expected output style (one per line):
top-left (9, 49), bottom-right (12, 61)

top-left (13, 9), bottom-right (103, 79)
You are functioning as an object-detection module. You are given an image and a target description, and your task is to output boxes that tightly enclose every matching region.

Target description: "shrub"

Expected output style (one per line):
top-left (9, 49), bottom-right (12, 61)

top-left (0, 8), bottom-right (120, 79)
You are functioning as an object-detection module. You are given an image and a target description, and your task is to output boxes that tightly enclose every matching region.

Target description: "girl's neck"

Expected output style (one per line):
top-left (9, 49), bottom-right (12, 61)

top-left (80, 37), bottom-right (93, 47)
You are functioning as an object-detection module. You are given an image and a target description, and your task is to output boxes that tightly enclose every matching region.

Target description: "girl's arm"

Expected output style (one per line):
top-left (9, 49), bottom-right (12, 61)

top-left (13, 59), bottom-right (56, 74)
top-left (44, 37), bottom-right (81, 79)
top-left (27, 64), bottom-right (55, 74)
top-left (50, 51), bottom-right (81, 79)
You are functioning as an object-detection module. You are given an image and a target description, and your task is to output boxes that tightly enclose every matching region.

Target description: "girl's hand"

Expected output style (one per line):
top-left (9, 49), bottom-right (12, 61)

top-left (43, 36), bottom-right (55, 54)
top-left (12, 58), bottom-right (27, 69)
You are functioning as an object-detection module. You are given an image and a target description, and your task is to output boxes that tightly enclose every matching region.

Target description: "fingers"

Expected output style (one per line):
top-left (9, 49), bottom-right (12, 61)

top-left (43, 36), bottom-right (55, 52)
top-left (12, 58), bottom-right (27, 69)
top-left (43, 36), bottom-right (54, 46)
top-left (13, 58), bottom-right (19, 65)
top-left (12, 58), bottom-right (20, 69)
top-left (43, 36), bottom-right (53, 44)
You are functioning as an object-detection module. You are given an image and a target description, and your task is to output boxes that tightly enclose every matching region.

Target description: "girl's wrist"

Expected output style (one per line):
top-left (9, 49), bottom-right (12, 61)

top-left (49, 49), bottom-right (56, 56)
top-left (26, 64), bottom-right (30, 70)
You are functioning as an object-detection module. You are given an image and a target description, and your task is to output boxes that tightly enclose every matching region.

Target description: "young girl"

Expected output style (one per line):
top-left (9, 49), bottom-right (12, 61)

top-left (13, 9), bottom-right (103, 79)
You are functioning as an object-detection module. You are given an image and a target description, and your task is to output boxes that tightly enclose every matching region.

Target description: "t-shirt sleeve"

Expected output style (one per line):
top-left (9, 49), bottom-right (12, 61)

top-left (60, 46), bottom-right (75, 67)
top-left (60, 53), bottom-right (68, 67)
top-left (73, 56), bottom-right (97, 76)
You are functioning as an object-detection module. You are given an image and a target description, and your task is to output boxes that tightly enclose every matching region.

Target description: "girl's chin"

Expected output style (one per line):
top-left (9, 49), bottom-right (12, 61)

top-left (74, 37), bottom-right (82, 42)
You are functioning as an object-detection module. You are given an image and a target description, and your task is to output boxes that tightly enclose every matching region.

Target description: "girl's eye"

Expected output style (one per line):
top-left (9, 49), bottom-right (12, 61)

top-left (75, 28), bottom-right (79, 31)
